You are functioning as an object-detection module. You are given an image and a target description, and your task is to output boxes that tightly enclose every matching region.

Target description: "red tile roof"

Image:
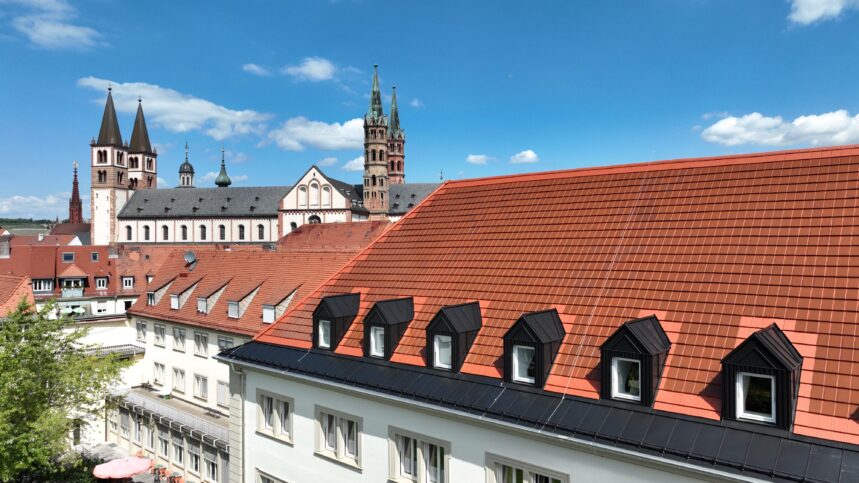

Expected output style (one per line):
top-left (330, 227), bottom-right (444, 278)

top-left (0, 274), bottom-right (32, 316)
top-left (258, 144), bottom-right (859, 445)
top-left (277, 221), bottom-right (390, 251)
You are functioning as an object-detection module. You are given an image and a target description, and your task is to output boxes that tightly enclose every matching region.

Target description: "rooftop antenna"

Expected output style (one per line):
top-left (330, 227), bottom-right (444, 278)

top-left (439, 169), bottom-right (444, 181)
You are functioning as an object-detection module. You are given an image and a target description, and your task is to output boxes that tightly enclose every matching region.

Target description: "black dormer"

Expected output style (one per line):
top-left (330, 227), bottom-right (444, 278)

top-left (363, 297), bottom-right (414, 360)
top-left (313, 293), bottom-right (360, 351)
top-left (721, 324), bottom-right (802, 430)
top-left (503, 309), bottom-right (565, 387)
top-left (600, 315), bottom-right (671, 406)
top-left (425, 302), bottom-right (482, 372)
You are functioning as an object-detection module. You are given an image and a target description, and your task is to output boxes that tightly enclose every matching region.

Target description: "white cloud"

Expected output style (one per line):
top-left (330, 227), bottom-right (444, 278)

top-left (318, 156), bottom-right (338, 166)
top-left (242, 63), bottom-right (271, 76)
top-left (509, 150), bottom-right (540, 164)
top-left (0, 191), bottom-right (69, 219)
top-left (465, 154), bottom-right (492, 165)
top-left (343, 156), bottom-right (364, 171)
top-left (701, 111), bottom-right (729, 121)
top-left (410, 98), bottom-right (424, 108)
top-left (157, 176), bottom-right (168, 187)
top-left (268, 116), bottom-right (363, 151)
top-left (788, 0), bottom-right (859, 24)
top-left (78, 77), bottom-right (271, 141)
top-left (700, 110), bottom-right (859, 147)
top-left (3, 0), bottom-right (100, 49)
top-left (200, 172), bottom-right (249, 183)
top-left (224, 150), bottom-right (249, 164)
top-left (281, 57), bottom-right (336, 82)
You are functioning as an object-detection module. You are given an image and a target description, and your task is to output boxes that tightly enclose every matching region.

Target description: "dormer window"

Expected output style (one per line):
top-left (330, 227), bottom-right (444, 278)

top-left (262, 305), bottom-right (275, 324)
top-left (313, 293), bottom-right (360, 351)
top-left (170, 295), bottom-right (180, 310)
top-left (425, 302), bottom-right (482, 372)
top-left (147, 292), bottom-right (155, 306)
top-left (721, 324), bottom-right (801, 429)
top-left (600, 315), bottom-right (670, 406)
top-left (197, 297), bottom-right (207, 313)
top-left (228, 301), bottom-right (239, 319)
top-left (503, 309), bottom-right (565, 387)
top-left (362, 298), bottom-right (413, 360)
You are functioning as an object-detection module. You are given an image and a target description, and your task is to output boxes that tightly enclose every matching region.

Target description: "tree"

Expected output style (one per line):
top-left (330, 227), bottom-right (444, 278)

top-left (0, 299), bottom-right (131, 481)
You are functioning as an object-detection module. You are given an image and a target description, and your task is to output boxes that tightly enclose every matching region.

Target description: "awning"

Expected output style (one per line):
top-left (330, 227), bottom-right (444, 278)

top-left (92, 456), bottom-right (151, 479)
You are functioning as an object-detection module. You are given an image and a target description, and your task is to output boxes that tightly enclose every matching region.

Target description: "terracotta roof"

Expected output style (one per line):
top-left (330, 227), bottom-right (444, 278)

top-left (0, 274), bottom-right (32, 316)
top-left (50, 222), bottom-right (91, 236)
top-left (259, 144), bottom-right (859, 446)
top-left (278, 221), bottom-right (390, 251)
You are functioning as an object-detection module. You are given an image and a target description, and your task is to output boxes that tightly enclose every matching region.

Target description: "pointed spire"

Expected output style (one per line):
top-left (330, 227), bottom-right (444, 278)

top-left (389, 85), bottom-right (403, 138)
top-left (129, 97), bottom-right (153, 153)
top-left (366, 64), bottom-right (385, 120)
top-left (179, 142), bottom-right (195, 174)
top-left (215, 146), bottom-right (232, 187)
top-left (96, 87), bottom-right (124, 147)
top-left (68, 161), bottom-right (83, 224)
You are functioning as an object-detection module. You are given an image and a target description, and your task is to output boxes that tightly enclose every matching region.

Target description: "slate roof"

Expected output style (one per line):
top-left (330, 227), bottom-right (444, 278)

top-left (389, 183), bottom-right (440, 215)
top-left (256, 144), bottom-right (859, 447)
top-left (117, 186), bottom-right (291, 219)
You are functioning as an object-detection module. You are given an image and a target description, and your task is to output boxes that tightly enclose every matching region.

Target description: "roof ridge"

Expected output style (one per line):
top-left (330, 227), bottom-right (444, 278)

top-left (447, 144), bottom-right (859, 188)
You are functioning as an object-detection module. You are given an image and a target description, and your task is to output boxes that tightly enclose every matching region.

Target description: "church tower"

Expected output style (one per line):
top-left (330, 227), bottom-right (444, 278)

top-left (387, 86), bottom-right (406, 184)
top-left (90, 87), bottom-right (130, 245)
top-left (363, 65), bottom-right (390, 218)
top-left (179, 142), bottom-right (195, 188)
top-left (68, 161), bottom-right (83, 224)
top-left (128, 98), bottom-right (158, 190)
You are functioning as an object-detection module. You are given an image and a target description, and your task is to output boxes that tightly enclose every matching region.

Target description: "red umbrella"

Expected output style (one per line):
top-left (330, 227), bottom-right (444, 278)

top-left (92, 456), bottom-right (152, 479)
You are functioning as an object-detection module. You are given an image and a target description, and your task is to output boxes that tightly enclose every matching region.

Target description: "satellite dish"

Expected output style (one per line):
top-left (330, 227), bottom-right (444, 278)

top-left (183, 251), bottom-right (196, 264)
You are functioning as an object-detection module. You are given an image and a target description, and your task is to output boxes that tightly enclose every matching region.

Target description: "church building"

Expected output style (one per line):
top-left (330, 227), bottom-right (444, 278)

top-left (89, 66), bottom-right (439, 245)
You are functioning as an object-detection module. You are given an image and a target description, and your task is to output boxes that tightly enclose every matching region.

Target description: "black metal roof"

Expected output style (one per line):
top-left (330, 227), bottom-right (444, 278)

top-left (96, 89), bottom-right (123, 147)
top-left (117, 186), bottom-right (291, 219)
top-left (508, 309), bottom-right (565, 344)
top-left (723, 324), bottom-right (803, 370)
top-left (317, 293), bottom-right (360, 319)
top-left (434, 301), bottom-right (482, 333)
top-left (220, 341), bottom-right (859, 483)
top-left (368, 297), bottom-right (414, 326)
top-left (603, 315), bottom-right (671, 356)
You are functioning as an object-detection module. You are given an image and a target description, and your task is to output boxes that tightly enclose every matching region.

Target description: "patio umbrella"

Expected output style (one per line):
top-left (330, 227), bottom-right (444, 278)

top-left (93, 456), bottom-right (152, 479)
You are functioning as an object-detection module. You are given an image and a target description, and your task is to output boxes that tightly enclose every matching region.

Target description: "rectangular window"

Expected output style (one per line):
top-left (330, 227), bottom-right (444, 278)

top-left (134, 417), bottom-right (142, 443)
top-left (153, 362), bottom-right (165, 385)
top-left (147, 292), bottom-right (155, 306)
top-left (316, 407), bottom-right (361, 467)
top-left (136, 321), bottom-right (146, 342)
top-left (370, 326), bottom-right (385, 358)
top-left (205, 458), bottom-right (218, 481)
top-left (736, 372), bottom-right (775, 423)
top-left (390, 429), bottom-right (450, 483)
top-left (197, 297), bottom-right (207, 314)
top-left (487, 455), bottom-right (567, 483)
top-left (170, 294), bottom-right (180, 310)
top-left (154, 324), bottom-right (166, 346)
top-left (611, 357), bottom-right (641, 401)
top-left (172, 368), bottom-right (185, 392)
top-left (120, 412), bottom-right (129, 438)
top-left (96, 277), bottom-right (108, 290)
top-left (512, 345), bottom-right (536, 384)
top-left (318, 319), bottom-right (331, 349)
top-left (194, 374), bottom-right (208, 400)
top-left (173, 327), bottom-right (186, 351)
top-left (91, 251), bottom-right (99, 262)
top-left (32, 279), bottom-right (54, 293)
top-left (257, 471), bottom-right (287, 483)
top-left (146, 425), bottom-right (155, 450)
top-left (173, 441), bottom-right (184, 466)
top-left (218, 336), bottom-right (234, 351)
top-left (159, 436), bottom-right (169, 457)
top-left (261, 395), bottom-right (274, 431)
top-left (256, 391), bottom-right (294, 442)
top-left (217, 381), bottom-right (229, 407)
top-left (262, 305), bottom-right (275, 324)
top-left (434, 335), bottom-right (452, 369)
top-left (62, 252), bottom-right (74, 263)
top-left (194, 332), bottom-right (208, 357)
top-left (122, 277), bottom-right (134, 289)
top-left (189, 450), bottom-right (200, 474)
top-left (227, 301), bottom-right (239, 319)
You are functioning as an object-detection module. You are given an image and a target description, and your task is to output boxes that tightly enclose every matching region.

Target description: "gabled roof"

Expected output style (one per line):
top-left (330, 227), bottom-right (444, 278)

top-left (0, 274), bottom-right (32, 316)
top-left (432, 302), bottom-right (482, 333)
top-left (128, 101), bottom-right (152, 154)
top-left (58, 263), bottom-right (87, 278)
top-left (96, 89), bottom-right (123, 147)
top-left (723, 324), bottom-right (802, 371)
top-left (506, 309), bottom-right (565, 344)
top-left (118, 186), bottom-right (291, 219)
top-left (367, 297), bottom-right (414, 326)
top-left (316, 293), bottom-right (360, 319)
top-left (603, 315), bottom-right (671, 355)
top-left (50, 223), bottom-right (90, 236)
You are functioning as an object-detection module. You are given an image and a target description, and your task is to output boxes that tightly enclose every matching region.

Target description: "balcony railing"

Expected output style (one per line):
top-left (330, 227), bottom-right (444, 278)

top-left (119, 389), bottom-right (229, 446)
top-left (60, 287), bottom-right (84, 298)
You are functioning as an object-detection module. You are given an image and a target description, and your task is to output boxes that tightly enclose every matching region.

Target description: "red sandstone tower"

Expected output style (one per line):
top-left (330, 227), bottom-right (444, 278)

top-left (68, 161), bottom-right (83, 224)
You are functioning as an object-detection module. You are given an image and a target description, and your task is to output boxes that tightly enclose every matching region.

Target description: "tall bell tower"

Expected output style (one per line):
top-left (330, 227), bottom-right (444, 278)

top-left (387, 86), bottom-right (405, 184)
top-left (90, 87), bottom-right (131, 245)
top-left (128, 98), bottom-right (157, 190)
top-left (363, 65), bottom-right (390, 219)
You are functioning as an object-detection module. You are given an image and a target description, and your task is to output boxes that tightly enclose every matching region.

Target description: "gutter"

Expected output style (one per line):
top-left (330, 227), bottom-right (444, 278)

top-left (215, 353), bottom-right (760, 483)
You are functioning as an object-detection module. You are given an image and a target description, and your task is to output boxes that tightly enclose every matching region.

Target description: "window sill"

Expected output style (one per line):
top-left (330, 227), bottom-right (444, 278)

top-left (194, 395), bottom-right (208, 403)
top-left (313, 450), bottom-right (361, 472)
top-left (194, 353), bottom-right (209, 359)
top-left (256, 429), bottom-right (294, 446)
top-left (154, 343), bottom-right (165, 348)
top-left (173, 348), bottom-right (186, 353)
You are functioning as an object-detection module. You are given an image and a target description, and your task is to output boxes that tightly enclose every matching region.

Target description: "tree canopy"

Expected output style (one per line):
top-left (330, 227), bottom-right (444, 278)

top-left (0, 299), bottom-right (130, 481)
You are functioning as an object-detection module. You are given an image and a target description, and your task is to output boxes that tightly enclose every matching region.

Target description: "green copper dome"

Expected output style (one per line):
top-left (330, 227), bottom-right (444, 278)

top-left (215, 148), bottom-right (231, 187)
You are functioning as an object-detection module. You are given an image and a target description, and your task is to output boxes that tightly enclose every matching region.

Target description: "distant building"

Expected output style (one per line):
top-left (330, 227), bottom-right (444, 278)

top-left (88, 67), bottom-right (438, 246)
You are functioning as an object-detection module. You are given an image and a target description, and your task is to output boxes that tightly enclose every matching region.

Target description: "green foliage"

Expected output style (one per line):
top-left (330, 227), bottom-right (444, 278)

top-left (0, 299), bottom-right (131, 482)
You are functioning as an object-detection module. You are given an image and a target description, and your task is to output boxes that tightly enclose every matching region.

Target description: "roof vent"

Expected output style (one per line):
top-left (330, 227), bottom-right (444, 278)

top-left (199, 197), bottom-right (204, 203)
top-left (226, 197), bottom-right (232, 202)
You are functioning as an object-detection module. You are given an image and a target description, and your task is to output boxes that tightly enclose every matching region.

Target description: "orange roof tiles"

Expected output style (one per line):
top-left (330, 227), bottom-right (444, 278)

top-left (0, 274), bottom-right (32, 316)
top-left (259, 144), bottom-right (859, 445)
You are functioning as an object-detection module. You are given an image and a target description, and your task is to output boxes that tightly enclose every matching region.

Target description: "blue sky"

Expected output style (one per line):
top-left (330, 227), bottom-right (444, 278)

top-left (1, 0), bottom-right (858, 219)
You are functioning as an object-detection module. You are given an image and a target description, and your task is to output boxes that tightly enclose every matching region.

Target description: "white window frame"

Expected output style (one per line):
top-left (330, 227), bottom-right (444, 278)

top-left (217, 380), bottom-right (230, 408)
top-left (172, 368), bottom-right (185, 393)
top-left (433, 334), bottom-right (452, 370)
top-left (197, 297), bottom-right (207, 314)
top-left (173, 440), bottom-right (184, 467)
top-left (315, 406), bottom-right (361, 468)
top-left (154, 323), bottom-right (166, 347)
top-left (32, 279), bottom-right (54, 293)
top-left (194, 331), bottom-right (209, 357)
top-left (170, 294), bottom-right (180, 310)
top-left (147, 292), bottom-right (155, 306)
top-left (153, 362), bottom-right (165, 385)
top-left (736, 372), bottom-right (776, 423)
top-left (485, 453), bottom-right (568, 483)
top-left (227, 301), bottom-right (239, 319)
top-left (611, 357), bottom-right (642, 402)
top-left (262, 305), bottom-right (276, 324)
top-left (95, 277), bottom-right (108, 290)
top-left (188, 448), bottom-right (201, 475)
top-left (194, 374), bottom-right (208, 401)
top-left (389, 427), bottom-right (450, 483)
top-left (256, 390), bottom-right (293, 444)
top-left (205, 457), bottom-right (219, 482)
top-left (146, 424), bottom-right (155, 450)
top-left (159, 435), bottom-right (169, 457)
top-left (318, 319), bottom-right (331, 349)
top-left (218, 336), bottom-right (234, 351)
top-left (256, 470), bottom-right (287, 483)
top-left (173, 326), bottom-right (186, 351)
top-left (122, 276), bottom-right (134, 289)
top-left (512, 345), bottom-right (536, 384)
top-left (136, 320), bottom-right (147, 342)
top-left (369, 325), bottom-right (385, 358)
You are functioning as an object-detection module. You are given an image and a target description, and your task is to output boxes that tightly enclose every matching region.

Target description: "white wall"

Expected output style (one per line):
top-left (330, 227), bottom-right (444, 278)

top-left (120, 217), bottom-right (279, 244)
top-left (240, 369), bottom-right (730, 483)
